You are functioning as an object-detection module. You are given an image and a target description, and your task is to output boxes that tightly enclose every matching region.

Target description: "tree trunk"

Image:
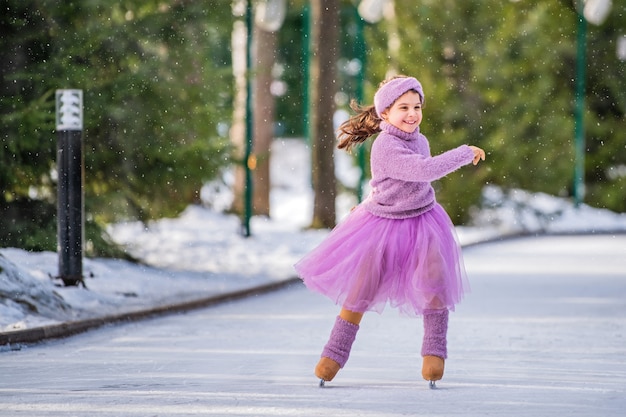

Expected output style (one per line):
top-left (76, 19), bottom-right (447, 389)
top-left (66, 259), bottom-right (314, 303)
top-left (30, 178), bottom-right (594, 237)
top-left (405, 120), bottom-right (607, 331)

top-left (309, 0), bottom-right (339, 229)
top-left (230, 19), bottom-right (247, 216)
top-left (252, 23), bottom-right (276, 217)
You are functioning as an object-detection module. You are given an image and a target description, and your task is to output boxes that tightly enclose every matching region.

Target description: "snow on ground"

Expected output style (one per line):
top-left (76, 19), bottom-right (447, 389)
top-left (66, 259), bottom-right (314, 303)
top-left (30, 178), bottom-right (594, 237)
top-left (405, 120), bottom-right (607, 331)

top-left (2, 138), bottom-right (626, 333)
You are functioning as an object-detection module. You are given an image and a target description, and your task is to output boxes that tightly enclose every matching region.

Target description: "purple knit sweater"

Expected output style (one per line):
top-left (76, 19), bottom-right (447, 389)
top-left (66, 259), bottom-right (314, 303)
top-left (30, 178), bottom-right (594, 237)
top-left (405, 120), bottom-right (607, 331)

top-left (362, 121), bottom-right (475, 219)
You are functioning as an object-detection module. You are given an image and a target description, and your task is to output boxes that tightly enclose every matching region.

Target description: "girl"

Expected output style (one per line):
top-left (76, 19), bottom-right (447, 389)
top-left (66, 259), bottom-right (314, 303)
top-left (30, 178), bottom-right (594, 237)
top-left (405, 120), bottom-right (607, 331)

top-left (295, 75), bottom-right (486, 388)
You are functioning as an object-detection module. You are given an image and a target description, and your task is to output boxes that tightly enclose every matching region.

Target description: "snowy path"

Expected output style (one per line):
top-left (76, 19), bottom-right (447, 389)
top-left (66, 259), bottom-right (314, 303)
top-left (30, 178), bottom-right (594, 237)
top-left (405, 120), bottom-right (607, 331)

top-left (0, 235), bottom-right (625, 416)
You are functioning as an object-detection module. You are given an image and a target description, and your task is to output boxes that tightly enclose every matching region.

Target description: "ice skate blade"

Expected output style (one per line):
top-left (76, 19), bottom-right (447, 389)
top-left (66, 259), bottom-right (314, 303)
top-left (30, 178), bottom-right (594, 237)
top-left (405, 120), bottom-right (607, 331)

top-left (319, 379), bottom-right (326, 388)
top-left (429, 380), bottom-right (437, 389)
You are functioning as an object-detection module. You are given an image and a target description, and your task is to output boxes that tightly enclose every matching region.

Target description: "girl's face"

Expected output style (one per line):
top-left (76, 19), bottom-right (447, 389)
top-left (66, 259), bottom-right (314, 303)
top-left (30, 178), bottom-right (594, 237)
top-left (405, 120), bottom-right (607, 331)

top-left (382, 90), bottom-right (422, 133)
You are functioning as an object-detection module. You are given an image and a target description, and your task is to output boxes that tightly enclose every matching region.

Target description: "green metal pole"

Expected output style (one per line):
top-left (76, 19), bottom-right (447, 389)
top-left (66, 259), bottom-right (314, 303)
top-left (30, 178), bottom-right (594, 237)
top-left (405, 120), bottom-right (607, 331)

top-left (573, 11), bottom-right (586, 207)
top-left (355, 6), bottom-right (366, 202)
top-left (243, 0), bottom-right (253, 236)
top-left (302, 4), bottom-right (310, 143)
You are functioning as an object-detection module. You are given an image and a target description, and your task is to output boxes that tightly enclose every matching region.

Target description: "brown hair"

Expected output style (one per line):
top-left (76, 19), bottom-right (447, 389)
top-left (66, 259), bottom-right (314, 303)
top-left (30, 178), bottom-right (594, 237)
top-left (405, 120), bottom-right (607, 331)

top-left (336, 75), bottom-right (413, 152)
top-left (336, 99), bottom-right (381, 152)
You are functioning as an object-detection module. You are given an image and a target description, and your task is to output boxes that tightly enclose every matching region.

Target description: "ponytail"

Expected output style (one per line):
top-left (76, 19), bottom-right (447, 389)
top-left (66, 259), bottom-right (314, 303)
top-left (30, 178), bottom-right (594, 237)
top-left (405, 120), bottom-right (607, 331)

top-left (337, 99), bottom-right (382, 152)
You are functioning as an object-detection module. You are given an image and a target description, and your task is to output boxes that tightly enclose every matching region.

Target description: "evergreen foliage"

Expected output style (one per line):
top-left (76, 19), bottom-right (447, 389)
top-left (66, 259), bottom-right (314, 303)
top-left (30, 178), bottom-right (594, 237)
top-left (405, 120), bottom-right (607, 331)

top-left (1, 0), bottom-right (624, 253)
top-left (1, 0), bottom-right (233, 253)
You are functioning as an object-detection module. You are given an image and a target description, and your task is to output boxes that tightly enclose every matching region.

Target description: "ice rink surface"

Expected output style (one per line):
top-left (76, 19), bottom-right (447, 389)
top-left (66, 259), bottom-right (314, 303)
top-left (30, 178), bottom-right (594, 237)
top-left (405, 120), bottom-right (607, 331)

top-left (1, 235), bottom-right (625, 416)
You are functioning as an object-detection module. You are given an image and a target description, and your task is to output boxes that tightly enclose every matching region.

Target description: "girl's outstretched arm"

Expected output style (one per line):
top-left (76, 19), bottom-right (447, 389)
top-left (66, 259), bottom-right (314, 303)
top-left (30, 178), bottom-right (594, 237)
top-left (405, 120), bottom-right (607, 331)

top-left (371, 138), bottom-right (475, 182)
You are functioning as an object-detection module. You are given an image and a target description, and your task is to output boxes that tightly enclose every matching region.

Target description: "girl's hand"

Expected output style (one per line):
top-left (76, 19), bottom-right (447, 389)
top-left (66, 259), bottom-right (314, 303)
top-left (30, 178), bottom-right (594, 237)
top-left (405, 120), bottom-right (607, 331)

top-left (469, 146), bottom-right (486, 165)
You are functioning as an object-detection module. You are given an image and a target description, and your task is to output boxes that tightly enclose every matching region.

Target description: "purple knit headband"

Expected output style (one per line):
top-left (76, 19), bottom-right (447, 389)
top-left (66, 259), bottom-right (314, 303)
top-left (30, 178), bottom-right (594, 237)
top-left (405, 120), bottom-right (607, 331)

top-left (373, 77), bottom-right (424, 118)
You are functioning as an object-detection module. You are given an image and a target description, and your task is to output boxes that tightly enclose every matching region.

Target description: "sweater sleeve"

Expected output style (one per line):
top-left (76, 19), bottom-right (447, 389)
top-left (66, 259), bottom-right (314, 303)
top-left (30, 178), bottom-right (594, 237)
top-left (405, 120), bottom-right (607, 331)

top-left (371, 134), bottom-right (475, 183)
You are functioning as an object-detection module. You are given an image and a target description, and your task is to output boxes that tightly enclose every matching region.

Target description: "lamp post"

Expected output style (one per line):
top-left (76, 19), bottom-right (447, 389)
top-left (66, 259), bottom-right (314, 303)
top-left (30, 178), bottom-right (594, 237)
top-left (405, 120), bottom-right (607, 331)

top-left (354, 6), bottom-right (367, 202)
top-left (573, 6), bottom-right (586, 207)
top-left (572, 0), bottom-right (612, 207)
top-left (242, 0), bottom-right (254, 237)
top-left (354, 0), bottom-right (384, 202)
top-left (55, 89), bottom-right (84, 287)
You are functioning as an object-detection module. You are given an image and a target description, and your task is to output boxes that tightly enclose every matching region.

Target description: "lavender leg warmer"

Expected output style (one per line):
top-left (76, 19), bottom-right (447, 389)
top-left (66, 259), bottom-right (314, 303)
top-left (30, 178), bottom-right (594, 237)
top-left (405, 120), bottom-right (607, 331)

top-left (321, 316), bottom-right (360, 368)
top-left (421, 309), bottom-right (449, 359)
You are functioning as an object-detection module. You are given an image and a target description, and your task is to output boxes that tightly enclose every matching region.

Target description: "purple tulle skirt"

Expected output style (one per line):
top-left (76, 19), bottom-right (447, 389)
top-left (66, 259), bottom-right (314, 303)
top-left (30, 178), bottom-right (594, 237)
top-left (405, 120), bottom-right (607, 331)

top-left (294, 204), bottom-right (469, 316)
